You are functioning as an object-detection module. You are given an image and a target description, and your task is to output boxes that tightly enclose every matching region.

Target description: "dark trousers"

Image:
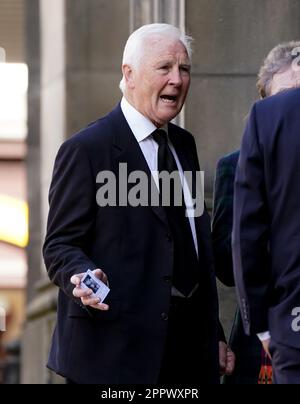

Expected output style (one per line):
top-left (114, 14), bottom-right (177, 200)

top-left (269, 339), bottom-right (300, 384)
top-left (158, 293), bottom-right (212, 385)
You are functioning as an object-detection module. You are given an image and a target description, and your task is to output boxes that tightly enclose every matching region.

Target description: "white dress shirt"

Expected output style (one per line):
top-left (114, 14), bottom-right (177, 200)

top-left (121, 97), bottom-right (198, 255)
top-left (121, 97), bottom-right (199, 297)
top-left (257, 331), bottom-right (271, 341)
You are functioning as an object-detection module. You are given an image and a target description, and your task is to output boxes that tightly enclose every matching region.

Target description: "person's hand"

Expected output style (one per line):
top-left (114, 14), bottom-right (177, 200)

top-left (219, 341), bottom-right (235, 376)
top-left (71, 268), bottom-right (109, 311)
top-left (262, 338), bottom-right (272, 360)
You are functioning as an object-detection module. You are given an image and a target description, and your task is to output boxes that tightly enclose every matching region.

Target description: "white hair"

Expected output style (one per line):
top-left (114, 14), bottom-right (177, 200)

top-left (119, 23), bottom-right (193, 94)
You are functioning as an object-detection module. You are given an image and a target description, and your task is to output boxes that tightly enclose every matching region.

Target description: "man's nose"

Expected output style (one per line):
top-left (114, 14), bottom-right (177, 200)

top-left (169, 68), bottom-right (183, 86)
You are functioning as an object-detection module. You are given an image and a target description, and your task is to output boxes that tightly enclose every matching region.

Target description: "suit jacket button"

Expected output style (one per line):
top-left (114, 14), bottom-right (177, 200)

top-left (166, 233), bottom-right (172, 242)
top-left (161, 312), bottom-right (168, 321)
top-left (163, 276), bottom-right (172, 284)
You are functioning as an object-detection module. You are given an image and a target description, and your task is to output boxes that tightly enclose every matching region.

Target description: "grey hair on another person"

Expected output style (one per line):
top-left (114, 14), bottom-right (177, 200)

top-left (257, 40), bottom-right (300, 98)
top-left (119, 23), bottom-right (193, 94)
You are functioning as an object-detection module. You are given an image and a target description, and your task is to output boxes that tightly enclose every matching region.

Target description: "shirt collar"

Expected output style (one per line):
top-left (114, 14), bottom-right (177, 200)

top-left (121, 97), bottom-right (168, 143)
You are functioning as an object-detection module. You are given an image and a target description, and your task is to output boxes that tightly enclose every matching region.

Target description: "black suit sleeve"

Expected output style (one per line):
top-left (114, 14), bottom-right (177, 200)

top-left (232, 104), bottom-right (271, 335)
top-left (43, 139), bottom-right (98, 301)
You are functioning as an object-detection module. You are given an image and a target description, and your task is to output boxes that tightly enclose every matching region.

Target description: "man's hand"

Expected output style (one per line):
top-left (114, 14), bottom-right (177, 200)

top-left (219, 341), bottom-right (235, 376)
top-left (262, 338), bottom-right (272, 360)
top-left (71, 268), bottom-right (109, 311)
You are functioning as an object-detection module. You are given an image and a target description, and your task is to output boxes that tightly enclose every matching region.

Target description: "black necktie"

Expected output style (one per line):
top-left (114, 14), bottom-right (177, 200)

top-left (152, 129), bottom-right (199, 296)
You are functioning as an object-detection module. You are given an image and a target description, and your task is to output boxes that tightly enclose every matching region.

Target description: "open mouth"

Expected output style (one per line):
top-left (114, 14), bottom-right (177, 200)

top-left (160, 95), bottom-right (178, 104)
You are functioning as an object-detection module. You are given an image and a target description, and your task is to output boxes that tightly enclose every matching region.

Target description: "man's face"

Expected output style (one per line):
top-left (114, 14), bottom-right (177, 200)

top-left (126, 37), bottom-right (191, 127)
top-left (270, 66), bottom-right (300, 95)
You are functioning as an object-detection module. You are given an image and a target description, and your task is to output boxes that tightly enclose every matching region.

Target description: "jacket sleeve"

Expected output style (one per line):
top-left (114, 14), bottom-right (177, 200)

top-left (212, 157), bottom-right (236, 287)
top-left (232, 104), bottom-right (271, 335)
top-left (43, 139), bottom-right (98, 301)
top-left (217, 319), bottom-right (226, 343)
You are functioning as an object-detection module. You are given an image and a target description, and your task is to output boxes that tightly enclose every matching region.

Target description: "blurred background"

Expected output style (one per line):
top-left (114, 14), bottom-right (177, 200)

top-left (0, 0), bottom-right (300, 384)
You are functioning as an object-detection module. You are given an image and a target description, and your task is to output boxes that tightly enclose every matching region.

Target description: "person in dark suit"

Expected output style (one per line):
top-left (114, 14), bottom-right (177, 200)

top-left (212, 41), bottom-right (300, 384)
top-left (233, 87), bottom-right (300, 384)
top-left (213, 150), bottom-right (264, 384)
top-left (43, 23), bottom-right (232, 384)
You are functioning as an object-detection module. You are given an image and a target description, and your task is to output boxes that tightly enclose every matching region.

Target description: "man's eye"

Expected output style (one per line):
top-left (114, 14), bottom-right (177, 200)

top-left (159, 66), bottom-right (169, 70)
top-left (180, 66), bottom-right (190, 73)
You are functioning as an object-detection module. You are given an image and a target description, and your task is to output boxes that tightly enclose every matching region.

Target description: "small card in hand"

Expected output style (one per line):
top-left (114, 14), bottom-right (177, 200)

top-left (80, 269), bottom-right (110, 303)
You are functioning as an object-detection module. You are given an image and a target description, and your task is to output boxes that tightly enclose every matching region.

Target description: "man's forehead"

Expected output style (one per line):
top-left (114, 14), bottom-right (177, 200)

top-left (144, 35), bottom-right (187, 50)
top-left (142, 37), bottom-right (190, 61)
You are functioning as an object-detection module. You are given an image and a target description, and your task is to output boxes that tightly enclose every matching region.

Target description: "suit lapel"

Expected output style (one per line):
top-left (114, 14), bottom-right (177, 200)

top-left (108, 104), bottom-right (169, 228)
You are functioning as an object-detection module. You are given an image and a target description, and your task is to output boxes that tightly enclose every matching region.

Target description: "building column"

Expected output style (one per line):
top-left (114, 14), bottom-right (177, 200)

top-left (130, 0), bottom-right (185, 31)
top-left (21, 0), bottom-right (66, 384)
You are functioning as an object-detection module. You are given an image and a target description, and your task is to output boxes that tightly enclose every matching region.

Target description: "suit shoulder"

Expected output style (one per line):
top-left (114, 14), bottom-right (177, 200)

top-left (217, 150), bottom-right (240, 169)
top-left (255, 87), bottom-right (300, 116)
top-left (168, 122), bottom-right (195, 143)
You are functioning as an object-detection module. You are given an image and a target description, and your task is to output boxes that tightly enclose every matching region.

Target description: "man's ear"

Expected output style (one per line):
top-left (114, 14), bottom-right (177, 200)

top-left (122, 64), bottom-right (135, 89)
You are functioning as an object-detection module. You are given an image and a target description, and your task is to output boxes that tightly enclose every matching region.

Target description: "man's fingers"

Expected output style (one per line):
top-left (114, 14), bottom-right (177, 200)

top-left (226, 363), bottom-right (235, 375)
top-left (219, 343), bottom-right (236, 375)
top-left (71, 269), bottom-right (109, 287)
top-left (81, 296), bottom-right (101, 306)
top-left (70, 273), bottom-right (84, 286)
top-left (225, 351), bottom-right (235, 375)
top-left (93, 268), bottom-right (108, 286)
top-left (72, 286), bottom-right (92, 298)
top-left (71, 269), bottom-right (110, 311)
top-left (90, 303), bottom-right (110, 311)
top-left (81, 295), bottom-right (109, 311)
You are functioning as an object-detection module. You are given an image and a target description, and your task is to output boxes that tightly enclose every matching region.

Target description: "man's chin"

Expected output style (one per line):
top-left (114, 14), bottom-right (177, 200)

top-left (157, 110), bottom-right (181, 124)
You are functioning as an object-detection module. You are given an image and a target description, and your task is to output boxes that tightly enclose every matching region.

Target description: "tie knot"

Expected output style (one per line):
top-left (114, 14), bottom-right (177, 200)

top-left (152, 129), bottom-right (168, 146)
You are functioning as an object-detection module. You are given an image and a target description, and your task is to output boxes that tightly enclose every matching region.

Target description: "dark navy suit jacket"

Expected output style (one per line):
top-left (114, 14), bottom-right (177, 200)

top-left (233, 88), bottom-right (300, 349)
top-left (212, 151), bottom-right (239, 287)
top-left (212, 151), bottom-right (262, 384)
top-left (43, 103), bottom-right (220, 383)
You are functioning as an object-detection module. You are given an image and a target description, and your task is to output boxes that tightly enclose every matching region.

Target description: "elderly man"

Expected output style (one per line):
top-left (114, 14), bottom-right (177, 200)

top-left (43, 23), bottom-right (228, 384)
